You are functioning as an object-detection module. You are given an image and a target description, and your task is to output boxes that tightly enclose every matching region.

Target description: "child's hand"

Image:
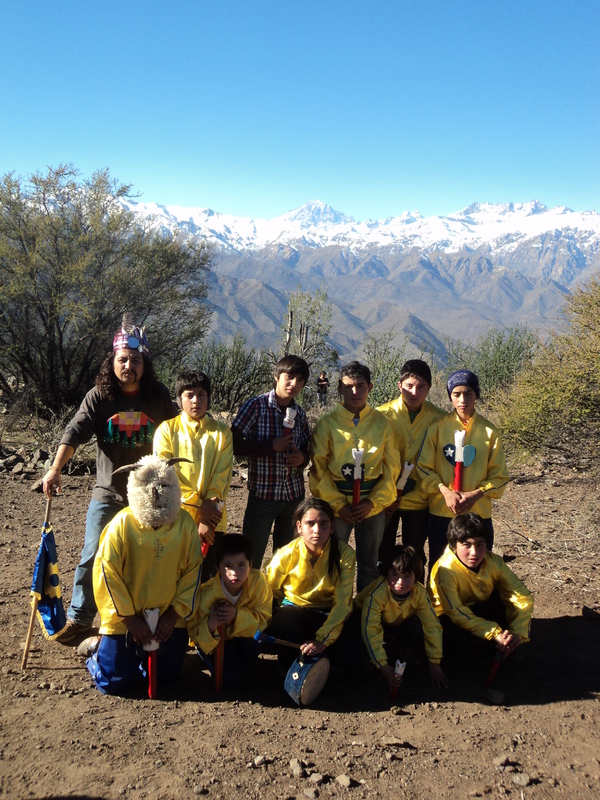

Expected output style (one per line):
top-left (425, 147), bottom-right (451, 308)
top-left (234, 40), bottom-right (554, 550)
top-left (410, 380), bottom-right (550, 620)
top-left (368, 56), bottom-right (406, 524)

top-left (380, 664), bottom-right (403, 691)
top-left (439, 485), bottom-right (462, 514)
top-left (197, 499), bottom-right (223, 529)
top-left (198, 521), bottom-right (215, 545)
top-left (154, 606), bottom-right (179, 642)
top-left (352, 499), bottom-right (374, 522)
top-left (455, 489), bottom-right (484, 514)
top-left (123, 615), bottom-right (154, 646)
top-left (284, 445), bottom-right (305, 468)
top-left (385, 497), bottom-right (401, 515)
top-left (428, 663), bottom-right (448, 687)
top-left (272, 431), bottom-right (294, 452)
top-left (300, 640), bottom-right (326, 657)
top-left (339, 500), bottom-right (374, 525)
top-left (338, 505), bottom-right (355, 524)
top-left (495, 630), bottom-right (521, 657)
top-left (208, 601), bottom-right (237, 632)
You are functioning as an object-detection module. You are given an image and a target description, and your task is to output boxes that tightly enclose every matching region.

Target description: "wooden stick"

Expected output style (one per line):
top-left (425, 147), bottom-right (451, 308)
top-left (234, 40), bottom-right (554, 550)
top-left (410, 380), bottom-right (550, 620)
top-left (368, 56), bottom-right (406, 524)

top-left (254, 631), bottom-right (302, 650)
top-left (21, 497), bottom-right (52, 671)
top-left (214, 624), bottom-right (225, 692)
top-left (21, 597), bottom-right (39, 671)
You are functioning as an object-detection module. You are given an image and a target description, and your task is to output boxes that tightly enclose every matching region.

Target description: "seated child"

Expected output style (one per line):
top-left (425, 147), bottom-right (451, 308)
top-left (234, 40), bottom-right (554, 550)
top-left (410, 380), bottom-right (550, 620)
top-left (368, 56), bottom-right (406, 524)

top-left (264, 497), bottom-right (356, 665)
top-left (429, 513), bottom-right (533, 658)
top-left (187, 534), bottom-right (272, 688)
top-left (354, 545), bottom-right (447, 692)
top-left (86, 455), bottom-right (203, 695)
top-left (154, 369), bottom-right (233, 579)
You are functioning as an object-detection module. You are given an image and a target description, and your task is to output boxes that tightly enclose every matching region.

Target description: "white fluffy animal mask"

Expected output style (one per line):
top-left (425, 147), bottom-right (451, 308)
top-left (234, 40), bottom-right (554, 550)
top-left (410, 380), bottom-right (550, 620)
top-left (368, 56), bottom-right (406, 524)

top-left (113, 456), bottom-right (189, 528)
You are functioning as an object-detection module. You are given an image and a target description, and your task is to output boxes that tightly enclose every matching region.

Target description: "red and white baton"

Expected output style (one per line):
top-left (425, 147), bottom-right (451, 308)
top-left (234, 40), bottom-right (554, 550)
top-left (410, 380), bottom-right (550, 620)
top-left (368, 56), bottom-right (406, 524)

top-left (143, 608), bottom-right (160, 699)
top-left (453, 430), bottom-right (466, 492)
top-left (351, 447), bottom-right (364, 505)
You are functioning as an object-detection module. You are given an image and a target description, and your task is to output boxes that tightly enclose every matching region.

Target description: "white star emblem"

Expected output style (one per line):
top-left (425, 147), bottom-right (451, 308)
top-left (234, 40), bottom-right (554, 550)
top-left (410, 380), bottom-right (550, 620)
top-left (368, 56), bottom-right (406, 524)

top-left (342, 465), bottom-right (353, 477)
top-left (444, 446), bottom-right (455, 459)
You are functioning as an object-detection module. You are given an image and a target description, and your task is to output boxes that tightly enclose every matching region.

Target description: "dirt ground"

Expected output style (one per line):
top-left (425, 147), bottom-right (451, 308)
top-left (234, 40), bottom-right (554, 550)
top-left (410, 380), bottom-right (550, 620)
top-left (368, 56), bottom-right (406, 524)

top-left (1, 460), bottom-right (599, 800)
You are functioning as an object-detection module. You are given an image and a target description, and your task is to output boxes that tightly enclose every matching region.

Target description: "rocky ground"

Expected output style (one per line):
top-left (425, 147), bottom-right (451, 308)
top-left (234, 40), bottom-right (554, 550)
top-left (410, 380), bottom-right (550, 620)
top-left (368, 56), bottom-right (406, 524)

top-left (0, 456), bottom-right (599, 800)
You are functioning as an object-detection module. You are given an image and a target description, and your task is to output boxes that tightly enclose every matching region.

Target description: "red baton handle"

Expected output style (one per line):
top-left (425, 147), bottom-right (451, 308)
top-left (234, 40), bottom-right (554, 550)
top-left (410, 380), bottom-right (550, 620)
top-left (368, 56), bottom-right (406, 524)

top-left (454, 461), bottom-right (463, 493)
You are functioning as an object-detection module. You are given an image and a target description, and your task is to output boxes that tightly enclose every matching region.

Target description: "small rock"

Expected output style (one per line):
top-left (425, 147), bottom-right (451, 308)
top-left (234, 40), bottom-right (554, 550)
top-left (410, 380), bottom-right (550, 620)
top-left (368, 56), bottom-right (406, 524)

top-left (303, 789), bottom-right (317, 800)
top-left (254, 755), bottom-right (266, 767)
top-left (336, 774), bottom-right (352, 788)
top-left (512, 773), bottom-right (530, 787)
top-left (381, 736), bottom-right (405, 747)
top-left (309, 773), bottom-right (324, 785)
top-left (493, 754), bottom-right (513, 768)
top-left (193, 786), bottom-right (208, 795)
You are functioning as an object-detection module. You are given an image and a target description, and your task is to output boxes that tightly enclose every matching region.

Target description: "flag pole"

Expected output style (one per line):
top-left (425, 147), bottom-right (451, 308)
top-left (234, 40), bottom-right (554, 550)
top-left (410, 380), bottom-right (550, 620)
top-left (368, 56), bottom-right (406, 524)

top-left (22, 497), bottom-right (52, 670)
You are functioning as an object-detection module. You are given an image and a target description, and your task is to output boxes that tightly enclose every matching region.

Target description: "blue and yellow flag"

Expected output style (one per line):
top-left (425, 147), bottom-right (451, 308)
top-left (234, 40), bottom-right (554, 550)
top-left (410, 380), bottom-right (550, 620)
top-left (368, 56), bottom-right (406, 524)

top-left (30, 522), bottom-right (67, 640)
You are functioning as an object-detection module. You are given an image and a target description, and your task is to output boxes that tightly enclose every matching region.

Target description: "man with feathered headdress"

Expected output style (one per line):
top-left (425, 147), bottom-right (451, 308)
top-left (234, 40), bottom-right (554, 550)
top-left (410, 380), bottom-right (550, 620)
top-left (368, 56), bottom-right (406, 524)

top-left (42, 317), bottom-right (178, 643)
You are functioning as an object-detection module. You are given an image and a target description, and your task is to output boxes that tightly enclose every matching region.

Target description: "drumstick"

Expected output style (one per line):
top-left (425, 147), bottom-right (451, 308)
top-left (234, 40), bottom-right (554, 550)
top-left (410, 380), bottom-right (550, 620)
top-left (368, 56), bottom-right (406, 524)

top-left (254, 631), bottom-right (302, 649)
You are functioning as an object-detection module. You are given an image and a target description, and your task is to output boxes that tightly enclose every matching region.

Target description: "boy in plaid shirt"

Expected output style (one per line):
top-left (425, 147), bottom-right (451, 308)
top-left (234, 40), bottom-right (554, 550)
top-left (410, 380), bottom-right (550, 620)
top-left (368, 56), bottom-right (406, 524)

top-left (231, 356), bottom-right (310, 567)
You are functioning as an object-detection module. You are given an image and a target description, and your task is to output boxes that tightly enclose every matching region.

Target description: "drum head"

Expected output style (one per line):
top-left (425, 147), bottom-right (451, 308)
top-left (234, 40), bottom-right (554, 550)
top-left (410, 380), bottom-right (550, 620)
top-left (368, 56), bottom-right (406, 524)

top-left (284, 656), bottom-right (330, 706)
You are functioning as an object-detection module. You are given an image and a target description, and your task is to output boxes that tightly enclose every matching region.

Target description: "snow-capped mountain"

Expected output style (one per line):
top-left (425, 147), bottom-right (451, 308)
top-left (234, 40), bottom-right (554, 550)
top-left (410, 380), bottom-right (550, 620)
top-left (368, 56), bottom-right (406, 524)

top-left (122, 197), bottom-right (600, 362)
top-left (124, 198), bottom-right (600, 257)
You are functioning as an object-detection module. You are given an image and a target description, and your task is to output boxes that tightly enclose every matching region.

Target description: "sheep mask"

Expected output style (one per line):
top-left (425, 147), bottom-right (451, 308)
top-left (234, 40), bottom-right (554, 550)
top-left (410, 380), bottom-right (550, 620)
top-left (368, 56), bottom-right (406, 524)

top-left (113, 455), bottom-right (190, 529)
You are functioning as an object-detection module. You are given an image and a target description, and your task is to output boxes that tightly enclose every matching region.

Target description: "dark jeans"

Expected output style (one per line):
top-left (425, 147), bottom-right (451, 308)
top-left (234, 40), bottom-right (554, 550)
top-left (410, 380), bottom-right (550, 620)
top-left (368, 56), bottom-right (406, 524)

top-left (69, 500), bottom-right (120, 625)
top-left (335, 511), bottom-right (386, 592)
top-left (242, 492), bottom-right (302, 568)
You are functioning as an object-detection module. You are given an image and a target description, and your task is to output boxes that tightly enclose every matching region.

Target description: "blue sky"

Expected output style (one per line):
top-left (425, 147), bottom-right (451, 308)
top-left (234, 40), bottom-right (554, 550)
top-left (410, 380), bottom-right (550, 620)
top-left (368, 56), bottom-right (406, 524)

top-left (1, 1), bottom-right (598, 220)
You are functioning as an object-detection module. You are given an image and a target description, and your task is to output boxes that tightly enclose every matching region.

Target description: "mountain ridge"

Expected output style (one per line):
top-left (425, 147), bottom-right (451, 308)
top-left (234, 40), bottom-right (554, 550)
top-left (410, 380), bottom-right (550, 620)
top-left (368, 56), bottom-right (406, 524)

top-left (122, 198), bottom-right (600, 363)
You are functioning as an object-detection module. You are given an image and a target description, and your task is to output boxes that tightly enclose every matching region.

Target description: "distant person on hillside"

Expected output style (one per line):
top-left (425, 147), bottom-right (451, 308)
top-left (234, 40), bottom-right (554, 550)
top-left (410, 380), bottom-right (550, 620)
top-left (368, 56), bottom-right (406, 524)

top-left (317, 371), bottom-right (330, 407)
top-left (231, 355), bottom-right (311, 568)
top-left (417, 370), bottom-right (509, 569)
top-left (377, 359), bottom-right (445, 575)
top-left (154, 369), bottom-right (233, 581)
top-left (41, 320), bottom-right (178, 644)
top-left (310, 361), bottom-right (399, 591)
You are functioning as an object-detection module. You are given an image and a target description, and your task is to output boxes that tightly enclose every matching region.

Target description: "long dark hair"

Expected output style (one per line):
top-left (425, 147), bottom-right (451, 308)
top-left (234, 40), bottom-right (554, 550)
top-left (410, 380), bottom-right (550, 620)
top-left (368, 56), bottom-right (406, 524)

top-left (293, 496), bottom-right (342, 581)
top-left (95, 352), bottom-right (161, 401)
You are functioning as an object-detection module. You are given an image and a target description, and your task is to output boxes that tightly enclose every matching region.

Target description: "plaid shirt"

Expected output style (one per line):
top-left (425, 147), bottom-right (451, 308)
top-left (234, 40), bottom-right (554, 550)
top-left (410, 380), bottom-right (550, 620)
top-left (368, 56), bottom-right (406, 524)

top-left (232, 390), bottom-right (310, 502)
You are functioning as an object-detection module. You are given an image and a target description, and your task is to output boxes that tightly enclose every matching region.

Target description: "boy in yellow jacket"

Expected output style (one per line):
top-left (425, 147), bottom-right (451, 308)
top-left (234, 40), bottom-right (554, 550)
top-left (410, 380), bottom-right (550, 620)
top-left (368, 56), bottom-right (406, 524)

top-left (429, 513), bottom-right (533, 657)
top-left (377, 359), bottom-right (445, 572)
top-left (417, 370), bottom-right (509, 569)
top-left (154, 370), bottom-right (233, 578)
top-left (188, 534), bottom-right (272, 688)
top-left (310, 361), bottom-right (399, 591)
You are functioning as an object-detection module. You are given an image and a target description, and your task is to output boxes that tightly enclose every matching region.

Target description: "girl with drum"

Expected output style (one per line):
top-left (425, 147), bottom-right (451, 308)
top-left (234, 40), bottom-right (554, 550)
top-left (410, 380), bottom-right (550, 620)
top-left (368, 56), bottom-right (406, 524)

top-left (264, 497), bottom-right (356, 668)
